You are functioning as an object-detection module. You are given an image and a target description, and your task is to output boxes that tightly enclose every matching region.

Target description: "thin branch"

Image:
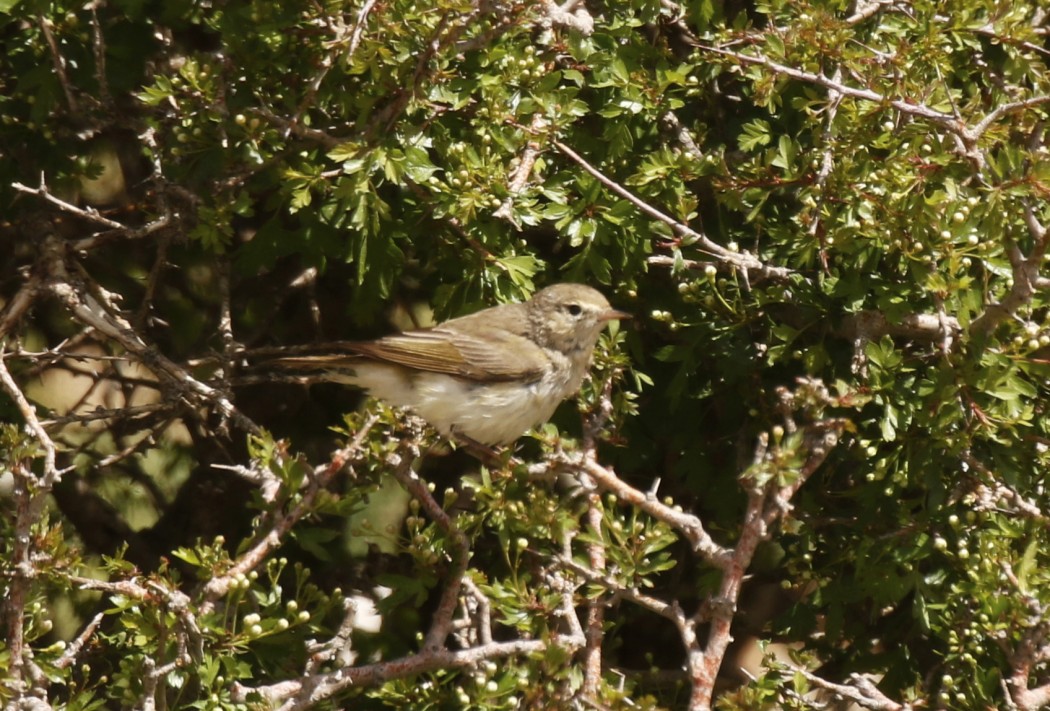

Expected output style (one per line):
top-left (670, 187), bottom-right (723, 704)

top-left (140, 657), bottom-right (182, 711)
top-left (3, 462), bottom-right (33, 696)
top-left (302, 597), bottom-right (361, 674)
top-left (805, 66), bottom-right (843, 262)
top-left (660, 112), bottom-right (704, 160)
top-left (554, 555), bottom-right (688, 632)
top-left (579, 483), bottom-right (606, 700)
top-left (461, 576), bottom-right (493, 645)
top-left (577, 373), bottom-right (616, 700)
top-left (38, 14), bottom-right (78, 114)
top-left (689, 408), bottom-right (848, 709)
top-left (0, 353), bottom-right (60, 488)
top-left (845, 0), bottom-right (899, 25)
top-left (214, 258), bottom-right (237, 436)
top-left (0, 277), bottom-right (40, 339)
top-left (968, 208), bottom-right (1048, 335)
top-left (200, 416), bottom-right (377, 611)
top-left (696, 43), bottom-right (959, 128)
top-left (70, 575), bottom-right (203, 661)
top-left (45, 270), bottom-right (259, 435)
top-left (970, 95), bottom-right (1050, 142)
top-left (552, 140), bottom-right (793, 282)
top-left (88, 2), bottom-right (112, 110)
top-left (13, 181), bottom-right (127, 231)
top-left (347, 0), bottom-right (377, 57)
top-left (689, 441), bottom-right (771, 708)
top-left (494, 114), bottom-right (548, 225)
top-left (55, 612), bottom-right (106, 670)
top-left (564, 453), bottom-right (732, 567)
top-left (789, 666), bottom-right (909, 710)
top-left (133, 232), bottom-right (173, 329)
top-left (286, 0), bottom-right (376, 134)
top-left (969, 23), bottom-right (1050, 59)
top-left (12, 181), bottom-right (172, 251)
top-left (388, 449), bottom-right (471, 651)
top-left (251, 106), bottom-right (342, 148)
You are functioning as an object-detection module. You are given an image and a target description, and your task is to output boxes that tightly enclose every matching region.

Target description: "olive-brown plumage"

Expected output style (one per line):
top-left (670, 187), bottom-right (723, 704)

top-left (271, 283), bottom-right (628, 444)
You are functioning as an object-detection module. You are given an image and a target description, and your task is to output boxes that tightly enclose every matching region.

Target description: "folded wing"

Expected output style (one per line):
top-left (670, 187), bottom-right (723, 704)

top-left (348, 326), bottom-right (549, 382)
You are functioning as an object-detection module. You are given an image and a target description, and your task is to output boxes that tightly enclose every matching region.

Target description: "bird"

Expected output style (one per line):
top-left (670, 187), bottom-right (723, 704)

top-left (266, 283), bottom-right (629, 445)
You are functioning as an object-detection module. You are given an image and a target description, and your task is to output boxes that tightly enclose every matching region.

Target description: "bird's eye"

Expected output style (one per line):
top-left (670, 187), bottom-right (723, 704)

top-left (566, 304), bottom-right (582, 316)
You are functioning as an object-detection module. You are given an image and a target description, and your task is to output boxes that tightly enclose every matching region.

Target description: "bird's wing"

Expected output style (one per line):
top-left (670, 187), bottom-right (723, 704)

top-left (348, 326), bottom-right (549, 382)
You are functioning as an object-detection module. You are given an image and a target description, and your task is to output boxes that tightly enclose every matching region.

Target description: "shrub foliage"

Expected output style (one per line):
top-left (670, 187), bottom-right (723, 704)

top-left (3, 0), bottom-right (1050, 708)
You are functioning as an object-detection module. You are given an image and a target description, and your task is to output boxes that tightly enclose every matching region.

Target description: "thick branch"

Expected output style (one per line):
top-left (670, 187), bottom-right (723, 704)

top-left (233, 636), bottom-right (584, 710)
top-left (970, 208), bottom-right (1050, 336)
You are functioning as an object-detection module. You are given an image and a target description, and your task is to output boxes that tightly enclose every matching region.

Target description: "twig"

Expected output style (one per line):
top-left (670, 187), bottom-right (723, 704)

top-left (55, 612), bottom-right (106, 670)
top-left (696, 43), bottom-right (959, 128)
top-left (13, 181), bottom-right (127, 231)
top-left (578, 375), bottom-right (616, 700)
top-left (302, 597), bottom-right (360, 674)
top-left (461, 576), bottom-right (493, 645)
top-left (388, 449), bottom-right (471, 651)
top-left (969, 22), bottom-right (1050, 59)
top-left (370, 9), bottom-right (474, 139)
top-left (806, 66), bottom-right (843, 266)
top-left (0, 351), bottom-right (65, 495)
top-left (0, 277), bottom-right (41, 339)
top-left (214, 258), bottom-right (237, 435)
top-left (287, 0), bottom-right (376, 134)
top-left (134, 232), bottom-right (173, 329)
top-left (688, 442), bottom-right (770, 708)
top-left (200, 416), bottom-right (377, 611)
top-left (37, 14), bottom-right (78, 114)
top-left (88, 2), bottom-right (112, 110)
top-left (845, 0), bottom-right (898, 25)
top-left (45, 271), bottom-right (260, 435)
top-left (696, 41), bottom-right (1050, 174)
top-left (551, 140), bottom-right (793, 282)
top-left (969, 95), bottom-right (1050, 141)
top-left (1004, 581), bottom-right (1050, 711)
top-left (494, 114), bottom-right (548, 224)
top-left (660, 112), bottom-right (704, 160)
top-left (251, 106), bottom-right (341, 148)
top-left (12, 181), bottom-right (172, 251)
top-left (788, 666), bottom-right (909, 710)
top-left (579, 481), bottom-right (606, 700)
top-left (347, 0), bottom-right (377, 57)
top-left (564, 453), bottom-right (732, 566)
top-left (554, 555), bottom-right (688, 630)
top-left (140, 657), bottom-right (182, 711)
top-left (70, 574), bottom-right (201, 704)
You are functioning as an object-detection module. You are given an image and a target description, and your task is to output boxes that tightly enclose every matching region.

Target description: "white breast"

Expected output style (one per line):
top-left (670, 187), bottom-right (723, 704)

top-left (347, 356), bottom-right (587, 445)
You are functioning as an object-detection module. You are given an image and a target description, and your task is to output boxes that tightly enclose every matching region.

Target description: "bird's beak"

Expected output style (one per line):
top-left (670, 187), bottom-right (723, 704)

top-left (599, 309), bottom-right (631, 322)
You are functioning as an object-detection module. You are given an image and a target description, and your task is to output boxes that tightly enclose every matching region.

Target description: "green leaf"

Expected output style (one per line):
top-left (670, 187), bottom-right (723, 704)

top-left (739, 119), bottom-right (772, 152)
top-left (497, 254), bottom-right (543, 289)
top-left (171, 547), bottom-right (201, 566)
top-left (1018, 538), bottom-right (1038, 593)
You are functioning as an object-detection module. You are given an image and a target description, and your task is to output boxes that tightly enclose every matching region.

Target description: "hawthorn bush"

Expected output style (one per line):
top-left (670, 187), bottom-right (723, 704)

top-left (3, 0), bottom-right (1050, 709)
